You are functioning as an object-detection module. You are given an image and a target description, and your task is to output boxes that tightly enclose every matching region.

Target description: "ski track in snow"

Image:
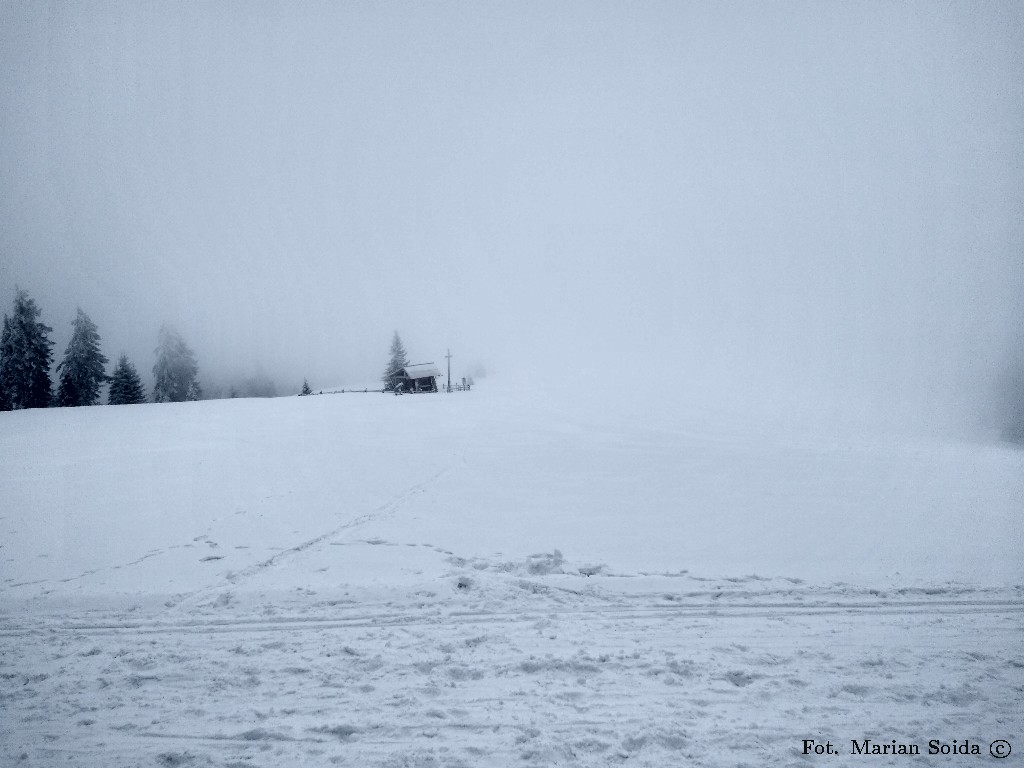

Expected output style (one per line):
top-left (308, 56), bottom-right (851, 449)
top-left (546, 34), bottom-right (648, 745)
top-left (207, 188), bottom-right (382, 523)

top-left (2, 570), bottom-right (1023, 768)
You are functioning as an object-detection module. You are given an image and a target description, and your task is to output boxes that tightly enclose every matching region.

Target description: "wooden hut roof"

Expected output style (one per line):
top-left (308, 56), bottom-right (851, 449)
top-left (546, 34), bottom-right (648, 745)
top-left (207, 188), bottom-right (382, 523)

top-left (396, 363), bottom-right (441, 379)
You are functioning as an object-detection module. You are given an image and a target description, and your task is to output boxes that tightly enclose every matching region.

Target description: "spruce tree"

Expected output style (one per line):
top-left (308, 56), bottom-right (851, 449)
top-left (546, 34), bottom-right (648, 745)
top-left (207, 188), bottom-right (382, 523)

top-left (301, 378), bottom-right (312, 395)
top-left (0, 318), bottom-right (9, 412)
top-left (381, 331), bottom-right (409, 390)
top-left (56, 308), bottom-right (109, 406)
top-left (107, 355), bottom-right (147, 405)
top-left (0, 288), bottom-right (54, 410)
top-left (152, 325), bottom-right (199, 403)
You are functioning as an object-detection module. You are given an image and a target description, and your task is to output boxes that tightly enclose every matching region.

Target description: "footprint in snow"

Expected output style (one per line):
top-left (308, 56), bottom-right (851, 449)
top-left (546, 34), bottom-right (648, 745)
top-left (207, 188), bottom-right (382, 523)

top-left (723, 670), bottom-right (760, 687)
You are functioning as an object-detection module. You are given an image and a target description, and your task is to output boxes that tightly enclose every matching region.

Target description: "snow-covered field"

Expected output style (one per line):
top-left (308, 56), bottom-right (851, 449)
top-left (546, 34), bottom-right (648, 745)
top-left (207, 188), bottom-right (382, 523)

top-left (1, 385), bottom-right (1022, 767)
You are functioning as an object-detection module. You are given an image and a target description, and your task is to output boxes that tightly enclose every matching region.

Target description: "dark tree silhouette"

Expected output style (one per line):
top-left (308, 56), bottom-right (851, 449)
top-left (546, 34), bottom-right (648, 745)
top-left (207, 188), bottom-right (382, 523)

top-left (0, 288), bottom-right (54, 410)
top-left (382, 331), bottom-right (409, 390)
top-left (108, 355), bottom-right (147, 405)
top-left (56, 308), bottom-right (109, 407)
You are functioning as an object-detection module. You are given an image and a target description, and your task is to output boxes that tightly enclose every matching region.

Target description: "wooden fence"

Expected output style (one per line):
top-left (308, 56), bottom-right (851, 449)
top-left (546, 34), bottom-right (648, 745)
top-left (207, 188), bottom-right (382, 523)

top-left (304, 383), bottom-right (471, 395)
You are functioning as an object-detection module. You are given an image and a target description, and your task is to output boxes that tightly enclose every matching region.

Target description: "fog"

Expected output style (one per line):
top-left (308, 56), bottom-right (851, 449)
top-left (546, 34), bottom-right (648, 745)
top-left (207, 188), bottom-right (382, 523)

top-left (1, 2), bottom-right (1021, 436)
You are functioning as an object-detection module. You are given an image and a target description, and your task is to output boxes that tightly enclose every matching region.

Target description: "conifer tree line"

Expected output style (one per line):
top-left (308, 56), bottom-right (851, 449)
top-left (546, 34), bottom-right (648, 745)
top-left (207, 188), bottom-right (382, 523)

top-left (0, 291), bottom-right (470, 411)
top-left (0, 288), bottom-right (200, 410)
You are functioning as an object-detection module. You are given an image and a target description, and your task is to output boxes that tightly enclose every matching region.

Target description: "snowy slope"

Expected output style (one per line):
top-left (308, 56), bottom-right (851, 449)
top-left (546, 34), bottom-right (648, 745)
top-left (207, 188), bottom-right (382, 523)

top-left (2, 383), bottom-right (1020, 601)
top-left (1, 386), bottom-right (1022, 766)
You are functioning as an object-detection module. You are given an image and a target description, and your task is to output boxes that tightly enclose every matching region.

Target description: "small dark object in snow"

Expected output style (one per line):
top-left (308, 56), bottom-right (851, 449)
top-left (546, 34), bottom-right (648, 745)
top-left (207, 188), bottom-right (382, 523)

top-left (237, 728), bottom-right (292, 741)
top-left (310, 724), bottom-right (360, 741)
top-left (200, 555), bottom-right (224, 562)
top-left (724, 670), bottom-right (758, 687)
top-left (156, 753), bottom-right (195, 767)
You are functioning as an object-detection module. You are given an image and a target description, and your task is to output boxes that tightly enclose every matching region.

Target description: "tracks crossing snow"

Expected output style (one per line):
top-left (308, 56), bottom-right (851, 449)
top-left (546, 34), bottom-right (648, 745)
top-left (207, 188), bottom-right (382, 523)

top-left (158, 457), bottom-right (463, 614)
top-left (2, 595), bottom-right (1021, 638)
top-left (3, 584), bottom-right (1021, 768)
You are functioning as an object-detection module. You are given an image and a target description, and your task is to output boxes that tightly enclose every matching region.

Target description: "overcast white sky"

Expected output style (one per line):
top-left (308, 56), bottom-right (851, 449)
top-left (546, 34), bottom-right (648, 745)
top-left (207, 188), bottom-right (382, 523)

top-left (1, 1), bottom-right (1021, 434)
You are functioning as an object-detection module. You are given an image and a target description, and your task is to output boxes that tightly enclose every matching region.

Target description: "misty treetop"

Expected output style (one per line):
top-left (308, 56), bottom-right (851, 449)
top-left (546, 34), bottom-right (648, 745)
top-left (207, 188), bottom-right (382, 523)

top-left (56, 308), bottom-right (109, 407)
top-left (108, 355), bottom-right (147, 405)
top-left (0, 288), bottom-right (54, 410)
top-left (382, 331), bottom-right (409, 390)
top-left (152, 326), bottom-right (200, 403)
